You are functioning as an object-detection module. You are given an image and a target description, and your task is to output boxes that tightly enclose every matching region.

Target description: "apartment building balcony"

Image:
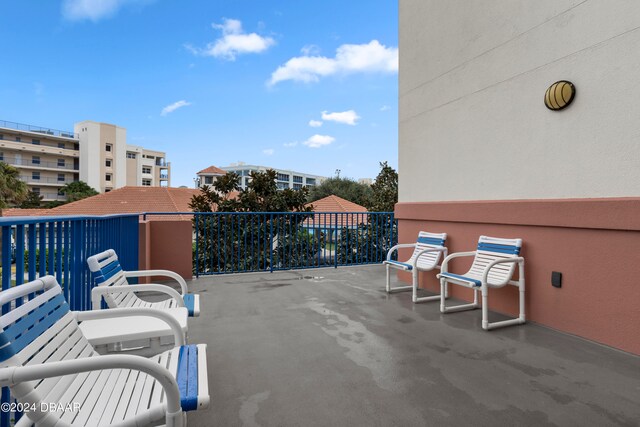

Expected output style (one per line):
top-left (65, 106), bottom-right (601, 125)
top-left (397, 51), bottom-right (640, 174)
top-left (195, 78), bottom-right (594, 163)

top-left (7, 157), bottom-right (79, 171)
top-left (0, 119), bottom-right (78, 139)
top-left (20, 175), bottom-right (76, 186)
top-left (0, 213), bottom-right (637, 426)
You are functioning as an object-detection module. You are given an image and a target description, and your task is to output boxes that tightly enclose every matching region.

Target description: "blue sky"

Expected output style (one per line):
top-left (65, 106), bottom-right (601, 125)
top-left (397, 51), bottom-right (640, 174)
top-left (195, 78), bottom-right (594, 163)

top-left (0, 0), bottom-right (398, 187)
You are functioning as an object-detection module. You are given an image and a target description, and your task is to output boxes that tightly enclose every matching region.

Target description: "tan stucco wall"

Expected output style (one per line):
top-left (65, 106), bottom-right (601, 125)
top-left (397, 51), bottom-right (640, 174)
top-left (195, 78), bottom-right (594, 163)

top-left (399, 0), bottom-right (640, 202)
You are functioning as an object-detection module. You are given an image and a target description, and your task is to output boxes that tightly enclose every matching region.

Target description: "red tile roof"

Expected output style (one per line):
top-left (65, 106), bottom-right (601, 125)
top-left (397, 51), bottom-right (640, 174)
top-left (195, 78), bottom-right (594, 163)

top-left (1, 187), bottom-right (201, 221)
top-left (304, 195), bottom-right (368, 228)
top-left (306, 195), bottom-right (367, 213)
top-left (197, 165), bottom-right (226, 175)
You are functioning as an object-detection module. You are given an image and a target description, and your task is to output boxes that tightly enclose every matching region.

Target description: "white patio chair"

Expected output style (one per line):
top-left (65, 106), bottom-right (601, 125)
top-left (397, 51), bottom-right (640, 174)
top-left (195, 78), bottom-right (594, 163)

top-left (384, 231), bottom-right (448, 303)
top-left (0, 276), bottom-right (209, 427)
top-left (438, 235), bottom-right (525, 330)
top-left (87, 249), bottom-right (200, 317)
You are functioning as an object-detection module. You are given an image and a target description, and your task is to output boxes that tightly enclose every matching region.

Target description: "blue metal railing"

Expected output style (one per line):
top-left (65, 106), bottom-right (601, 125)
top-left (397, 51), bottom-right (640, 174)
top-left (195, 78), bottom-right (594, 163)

top-left (143, 211), bottom-right (397, 277)
top-left (0, 214), bottom-right (139, 427)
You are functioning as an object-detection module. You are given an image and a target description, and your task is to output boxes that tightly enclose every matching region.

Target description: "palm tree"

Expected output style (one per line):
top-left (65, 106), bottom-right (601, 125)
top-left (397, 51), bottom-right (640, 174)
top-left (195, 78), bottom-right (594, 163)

top-left (0, 162), bottom-right (28, 208)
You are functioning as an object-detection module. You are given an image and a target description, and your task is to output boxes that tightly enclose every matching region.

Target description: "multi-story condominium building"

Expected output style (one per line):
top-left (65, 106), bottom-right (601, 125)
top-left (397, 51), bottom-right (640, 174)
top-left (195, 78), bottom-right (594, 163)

top-left (217, 162), bottom-right (326, 190)
top-left (75, 121), bottom-right (170, 192)
top-left (0, 120), bottom-right (80, 203)
top-left (125, 145), bottom-right (170, 188)
top-left (0, 119), bottom-right (170, 201)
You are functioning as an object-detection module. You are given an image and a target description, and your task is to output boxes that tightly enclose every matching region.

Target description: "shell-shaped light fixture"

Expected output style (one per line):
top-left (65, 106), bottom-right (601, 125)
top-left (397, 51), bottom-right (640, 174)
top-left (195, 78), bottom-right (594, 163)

top-left (544, 80), bottom-right (576, 111)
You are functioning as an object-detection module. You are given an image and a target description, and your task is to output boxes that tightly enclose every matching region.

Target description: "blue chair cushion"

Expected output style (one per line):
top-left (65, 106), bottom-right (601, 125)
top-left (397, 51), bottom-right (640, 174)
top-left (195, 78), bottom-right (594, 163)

top-left (385, 260), bottom-right (413, 270)
top-left (176, 344), bottom-right (199, 411)
top-left (439, 272), bottom-right (482, 287)
top-left (183, 294), bottom-right (196, 317)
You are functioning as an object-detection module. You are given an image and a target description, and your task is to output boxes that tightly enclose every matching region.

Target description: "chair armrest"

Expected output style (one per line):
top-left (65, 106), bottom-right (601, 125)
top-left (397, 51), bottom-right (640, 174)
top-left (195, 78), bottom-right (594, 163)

top-left (0, 355), bottom-right (184, 427)
top-left (125, 270), bottom-right (188, 296)
top-left (75, 307), bottom-right (186, 346)
top-left (440, 251), bottom-right (477, 273)
top-left (91, 284), bottom-right (185, 310)
top-left (482, 257), bottom-right (525, 286)
top-left (412, 247), bottom-right (448, 268)
top-left (386, 243), bottom-right (416, 261)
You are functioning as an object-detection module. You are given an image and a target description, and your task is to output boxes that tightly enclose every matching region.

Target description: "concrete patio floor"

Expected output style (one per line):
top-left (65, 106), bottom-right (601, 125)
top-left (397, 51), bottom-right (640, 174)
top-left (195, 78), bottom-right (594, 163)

top-left (185, 265), bottom-right (640, 427)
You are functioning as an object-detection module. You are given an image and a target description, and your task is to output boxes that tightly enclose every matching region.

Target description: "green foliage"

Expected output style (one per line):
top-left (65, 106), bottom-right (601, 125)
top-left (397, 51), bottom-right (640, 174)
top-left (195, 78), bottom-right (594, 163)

top-left (23, 248), bottom-right (66, 271)
top-left (20, 191), bottom-right (44, 209)
top-left (59, 181), bottom-right (99, 203)
top-left (0, 162), bottom-right (28, 208)
top-left (189, 169), bottom-right (319, 273)
top-left (366, 161), bottom-right (398, 212)
top-left (335, 214), bottom-right (397, 265)
top-left (307, 177), bottom-right (373, 207)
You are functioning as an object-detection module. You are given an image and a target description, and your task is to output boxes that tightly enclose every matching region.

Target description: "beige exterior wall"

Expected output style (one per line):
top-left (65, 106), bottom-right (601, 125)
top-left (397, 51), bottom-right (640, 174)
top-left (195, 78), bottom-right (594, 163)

top-left (126, 145), bottom-right (170, 187)
top-left (399, 0), bottom-right (640, 202)
top-left (0, 126), bottom-right (79, 201)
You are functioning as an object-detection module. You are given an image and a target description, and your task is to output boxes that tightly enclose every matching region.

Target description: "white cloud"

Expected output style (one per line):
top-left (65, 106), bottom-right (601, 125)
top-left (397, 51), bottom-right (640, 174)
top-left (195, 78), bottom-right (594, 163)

top-left (380, 105), bottom-right (390, 111)
top-left (269, 40), bottom-right (397, 86)
top-left (62, 0), bottom-right (149, 22)
top-left (303, 134), bottom-right (335, 148)
top-left (161, 100), bottom-right (191, 116)
top-left (283, 141), bottom-right (298, 148)
top-left (188, 18), bottom-right (275, 61)
top-left (263, 149), bottom-right (275, 156)
top-left (321, 110), bottom-right (360, 125)
top-left (301, 44), bottom-right (320, 56)
top-left (308, 120), bottom-right (323, 128)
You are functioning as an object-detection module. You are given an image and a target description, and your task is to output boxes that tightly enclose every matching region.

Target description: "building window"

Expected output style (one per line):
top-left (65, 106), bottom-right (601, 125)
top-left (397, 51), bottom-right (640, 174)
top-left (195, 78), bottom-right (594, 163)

top-left (105, 188), bottom-right (112, 192)
top-left (58, 173), bottom-right (65, 182)
top-left (105, 159), bottom-right (112, 167)
top-left (142, 166), bottom-right (152, 174)
top-left (0, 152), bottom-right (3, 161)
top-left (293, 175), bottom-right (303, 183)
top-left (126, 152), bottom-right (136, 159)
top-left (0, 134), bottom-right (3, 140)
top-left (105, 174), bottom-right (112, 182)
top-left (142, 179), bottom-right (151, 186)
top-left (32, 156), bottom-right (40, 165)
top-left (277, 173), bottom-right (290, 181)
top-left (32, 188), bottom-right (40, 195)
top-left (57, 159), bottom-right (65, 167)
top-left (58, 142), bottom-right (66, 149)
top-left (277, 182), bottom-right (289, 190)
top-left (32, 139), bottom-right (40, 145)
top-left (204, 176), bottom-right (213, 184)
top-left (306, 178), bottom-right (316, 186)
top-left (15, 137), bottom-right (21, 142)
top-left (32, 172), bottom-right (40, 180)
top-left (293, 183), bottom-right (303, 190)
top-left (106, 144), bottom-right (112, 152)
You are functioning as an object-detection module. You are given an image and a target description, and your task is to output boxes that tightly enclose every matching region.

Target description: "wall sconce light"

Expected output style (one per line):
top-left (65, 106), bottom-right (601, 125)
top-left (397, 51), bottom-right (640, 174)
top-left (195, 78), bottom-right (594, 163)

top-left (544, 80), bottom-right (576, 111)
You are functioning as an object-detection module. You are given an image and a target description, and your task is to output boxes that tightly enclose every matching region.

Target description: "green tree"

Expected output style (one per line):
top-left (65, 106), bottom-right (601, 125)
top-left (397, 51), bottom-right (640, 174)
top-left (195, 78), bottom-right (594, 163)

top-left (366, 161), bottom-right (398, 212)
top-left (0, 162), bottom-right (28, 208)
top-left (20, 191), bottom-right (44, 209)
top-left (59, 181), bottom-right (99, 202)
top-left (307, 176), bottom-right (373, 207)
top-left (189, 169), bottom-right (316, 273)
top-left (336, 162), bottom-right (399, 264)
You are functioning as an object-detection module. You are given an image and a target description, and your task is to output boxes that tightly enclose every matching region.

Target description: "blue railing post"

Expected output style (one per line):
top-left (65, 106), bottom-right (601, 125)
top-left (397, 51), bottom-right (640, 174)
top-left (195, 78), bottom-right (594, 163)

top-left (195, 215), bottom-right (200, 278)
top-left (269, 213), bottom-right (274, 273)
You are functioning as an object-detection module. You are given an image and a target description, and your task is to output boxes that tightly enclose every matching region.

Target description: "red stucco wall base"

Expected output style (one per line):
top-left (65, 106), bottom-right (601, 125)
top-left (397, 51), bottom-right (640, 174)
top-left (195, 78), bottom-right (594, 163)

top-left (138, 220), bottom-right (193, 283)
top-left (395, 198), bottom-right (640, 355)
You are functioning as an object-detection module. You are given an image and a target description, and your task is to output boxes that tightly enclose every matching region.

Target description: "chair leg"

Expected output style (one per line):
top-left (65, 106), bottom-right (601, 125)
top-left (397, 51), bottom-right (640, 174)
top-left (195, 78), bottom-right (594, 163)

top-left (413, 269), bottom-right (440, 303)
top-left (484, 282), bottom-right (527, 330)
top-left (440, 280), bottom-right (479, 313)
top-left (481, 286), bottom-right (489, 330)
top-left (386, 265), bottom-right (413, 294)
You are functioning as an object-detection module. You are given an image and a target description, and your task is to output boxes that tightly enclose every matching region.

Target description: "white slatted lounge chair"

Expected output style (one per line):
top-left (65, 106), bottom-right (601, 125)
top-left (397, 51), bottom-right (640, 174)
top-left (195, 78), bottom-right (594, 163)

top-left (88, 249), bottom-right (200, 317)
top-left (438, 235), bottom-right (525, 330)
top-left (384, 232), bottom-right (448, 303)
top-left (0, 276), bottom-right (209, 427)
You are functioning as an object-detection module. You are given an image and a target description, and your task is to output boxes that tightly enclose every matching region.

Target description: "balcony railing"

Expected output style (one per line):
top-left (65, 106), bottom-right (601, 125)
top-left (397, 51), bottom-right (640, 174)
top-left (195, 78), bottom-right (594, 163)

top-left (143, 211), bottom-right (397, 277)
top-left (20, 175), bottom-right (75, 185)
top-left (4, 157), bottom-right (79, 171)
top-left (0, 120), bottom-right (78, 139)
